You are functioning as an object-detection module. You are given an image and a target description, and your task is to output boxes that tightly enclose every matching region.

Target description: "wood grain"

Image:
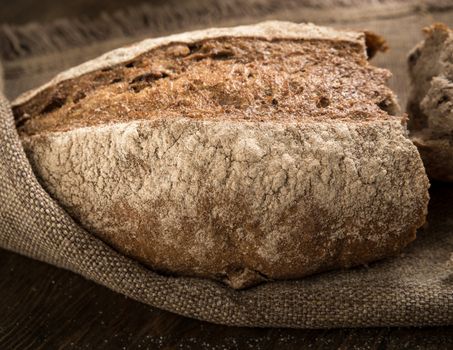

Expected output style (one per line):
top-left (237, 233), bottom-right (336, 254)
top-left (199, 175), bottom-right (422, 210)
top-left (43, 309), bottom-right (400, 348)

top-left (0, 247), bottom-right (452, 349)
top-left (0, 0), bottom-right (163, 25)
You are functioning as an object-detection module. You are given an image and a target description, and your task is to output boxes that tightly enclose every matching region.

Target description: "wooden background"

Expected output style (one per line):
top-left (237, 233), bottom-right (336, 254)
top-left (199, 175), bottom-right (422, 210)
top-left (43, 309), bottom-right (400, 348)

top-left (0, 0), bottom-right (153, 24)
top-left (1, 247), bottom-right (452, 349)
top-left (0, 1), bottom-right (452, 349)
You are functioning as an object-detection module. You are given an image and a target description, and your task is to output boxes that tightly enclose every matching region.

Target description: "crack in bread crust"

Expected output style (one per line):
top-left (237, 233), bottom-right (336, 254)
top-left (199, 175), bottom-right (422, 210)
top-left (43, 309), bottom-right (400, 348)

top-left (15, 37), bottom-right (398, 136)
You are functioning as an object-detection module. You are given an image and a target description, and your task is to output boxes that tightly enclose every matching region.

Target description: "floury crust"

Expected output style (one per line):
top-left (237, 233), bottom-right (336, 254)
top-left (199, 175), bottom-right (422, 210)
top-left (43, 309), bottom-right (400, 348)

top-left (16, 21), bottom-right (429, 288)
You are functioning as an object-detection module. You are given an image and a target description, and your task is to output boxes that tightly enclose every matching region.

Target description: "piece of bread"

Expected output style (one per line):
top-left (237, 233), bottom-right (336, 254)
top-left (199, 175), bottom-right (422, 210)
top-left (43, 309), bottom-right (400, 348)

top-left (407, 23), bottom-right (453, 182)
top-left (13, 21), bottom-right (429, 289)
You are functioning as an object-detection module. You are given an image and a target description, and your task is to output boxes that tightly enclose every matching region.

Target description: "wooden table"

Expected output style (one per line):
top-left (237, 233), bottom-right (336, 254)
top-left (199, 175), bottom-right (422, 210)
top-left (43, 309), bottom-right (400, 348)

top-left (0, 248), bottom-right (452, 349)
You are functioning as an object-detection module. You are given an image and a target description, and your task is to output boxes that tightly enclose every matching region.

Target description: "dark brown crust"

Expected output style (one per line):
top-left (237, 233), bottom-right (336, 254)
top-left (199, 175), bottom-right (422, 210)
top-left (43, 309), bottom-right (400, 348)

top-left (103, 191), bottom-right (421, 285)
top-left (364, 31), bottom-right (388, 59)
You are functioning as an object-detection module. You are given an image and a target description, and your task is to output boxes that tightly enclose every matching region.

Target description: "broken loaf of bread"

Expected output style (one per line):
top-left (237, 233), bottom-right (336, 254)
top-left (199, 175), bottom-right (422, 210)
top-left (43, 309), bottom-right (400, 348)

top-left (408, 23), bottom-right (453, 182)
top-left (13, 21), bottom-right (429, 289)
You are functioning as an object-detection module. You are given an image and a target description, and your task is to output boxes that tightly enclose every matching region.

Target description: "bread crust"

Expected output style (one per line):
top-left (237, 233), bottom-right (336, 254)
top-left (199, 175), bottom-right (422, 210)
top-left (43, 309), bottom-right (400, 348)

top-left (407, 24), bottom-right (453, 181)
top-left (12, 21), bottom-right (366, 107)
top-left (16, 21), bottom-right (429, 288)
top-left (22, 117), bottom-right (429, 288)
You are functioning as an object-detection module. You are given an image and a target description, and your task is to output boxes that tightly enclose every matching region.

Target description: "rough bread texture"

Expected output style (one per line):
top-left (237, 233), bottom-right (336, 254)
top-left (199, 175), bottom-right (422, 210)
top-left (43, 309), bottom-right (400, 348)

top-left (13, 21), bottom-right (429, 289)
top-left (407, 24), bottom-right (453, 182)
top-left (14, 38), bottom-right (398, 136)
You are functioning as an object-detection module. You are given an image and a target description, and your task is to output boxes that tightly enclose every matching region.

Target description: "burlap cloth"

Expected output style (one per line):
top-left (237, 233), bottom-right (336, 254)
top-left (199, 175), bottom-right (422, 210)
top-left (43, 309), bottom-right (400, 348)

top-left (0, 0), bottom-right (452, 327)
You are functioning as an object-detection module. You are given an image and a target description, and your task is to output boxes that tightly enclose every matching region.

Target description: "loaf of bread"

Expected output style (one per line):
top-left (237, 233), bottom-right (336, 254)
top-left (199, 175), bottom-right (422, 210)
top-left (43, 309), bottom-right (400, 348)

top-left (13, 21), bottom-right (429, 289)
top-left (407, 23), bottom-right (453, 182)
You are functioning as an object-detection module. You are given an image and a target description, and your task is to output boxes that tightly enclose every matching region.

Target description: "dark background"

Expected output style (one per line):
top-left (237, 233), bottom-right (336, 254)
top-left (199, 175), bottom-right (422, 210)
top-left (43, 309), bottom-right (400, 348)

top-left (1, 1), bottom-right (453, 349)
top-left (0, 0), bottom-right (154, 24)
top-left (1, 248), bottom-right (452, 349)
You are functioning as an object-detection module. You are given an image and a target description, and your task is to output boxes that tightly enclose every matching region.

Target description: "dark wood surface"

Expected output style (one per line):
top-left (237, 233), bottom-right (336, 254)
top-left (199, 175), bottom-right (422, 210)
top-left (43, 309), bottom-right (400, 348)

top-left (0, 0), bottom-right (165, 25)
top-left (0, 248), bottom-right (452, 350)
